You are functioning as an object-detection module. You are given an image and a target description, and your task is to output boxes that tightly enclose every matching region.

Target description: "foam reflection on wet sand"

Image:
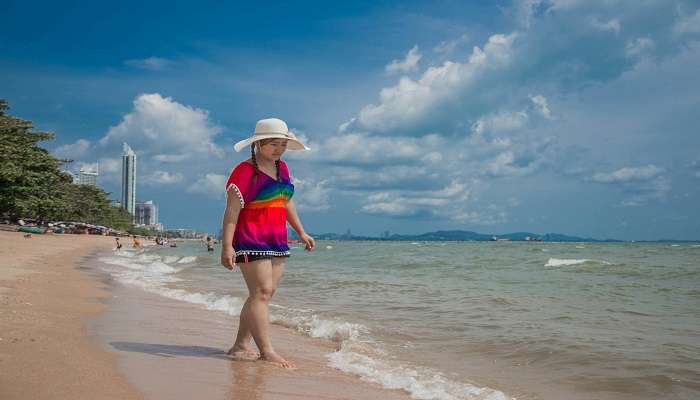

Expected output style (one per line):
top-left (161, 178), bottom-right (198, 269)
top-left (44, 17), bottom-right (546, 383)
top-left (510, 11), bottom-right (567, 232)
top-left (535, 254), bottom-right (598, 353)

top-left (88, 265), bottom-right (417, 400)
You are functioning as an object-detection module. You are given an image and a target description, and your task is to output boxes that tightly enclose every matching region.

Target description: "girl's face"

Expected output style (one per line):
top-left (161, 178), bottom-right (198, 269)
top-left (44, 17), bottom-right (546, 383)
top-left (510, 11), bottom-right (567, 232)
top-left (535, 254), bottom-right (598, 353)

top-left (257, 139), bottom-right (288, 160)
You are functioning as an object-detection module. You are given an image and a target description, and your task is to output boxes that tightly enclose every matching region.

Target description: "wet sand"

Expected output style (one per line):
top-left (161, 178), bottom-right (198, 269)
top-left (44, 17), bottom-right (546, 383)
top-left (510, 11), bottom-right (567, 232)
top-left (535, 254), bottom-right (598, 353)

top-left (0, 230), bottom-right (142, 400)
top-left (89, 258), bottom-right (415, 400)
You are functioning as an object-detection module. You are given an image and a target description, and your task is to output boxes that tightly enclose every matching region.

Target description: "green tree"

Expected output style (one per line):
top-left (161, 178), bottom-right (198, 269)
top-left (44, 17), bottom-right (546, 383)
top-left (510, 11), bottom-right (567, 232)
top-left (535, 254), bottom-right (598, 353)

top-left (0, 99), bottom-right (135, 230)
top-left (0, 100), bottom-right (69, 220)
top-left (60, 184), bottom-right (132, 228)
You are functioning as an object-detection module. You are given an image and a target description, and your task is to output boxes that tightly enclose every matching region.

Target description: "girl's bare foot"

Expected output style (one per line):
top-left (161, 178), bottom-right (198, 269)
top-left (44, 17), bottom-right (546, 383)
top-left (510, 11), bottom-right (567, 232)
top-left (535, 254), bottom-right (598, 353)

top-left (227, 344), bottom-right (260, 359)
top-left (259, 350), bottom-right (296, 369)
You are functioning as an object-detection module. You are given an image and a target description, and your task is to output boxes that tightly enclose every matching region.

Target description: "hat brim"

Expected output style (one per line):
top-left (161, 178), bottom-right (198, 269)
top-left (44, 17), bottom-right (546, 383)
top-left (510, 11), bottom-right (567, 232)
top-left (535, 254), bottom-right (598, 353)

top-left (234, 133), bottom-right (310, 152)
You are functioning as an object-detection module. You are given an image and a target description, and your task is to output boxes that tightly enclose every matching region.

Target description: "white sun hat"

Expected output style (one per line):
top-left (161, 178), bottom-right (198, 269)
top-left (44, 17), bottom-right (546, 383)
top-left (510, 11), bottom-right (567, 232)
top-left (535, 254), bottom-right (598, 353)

top-left (233, 118), bottom-right (310, 152)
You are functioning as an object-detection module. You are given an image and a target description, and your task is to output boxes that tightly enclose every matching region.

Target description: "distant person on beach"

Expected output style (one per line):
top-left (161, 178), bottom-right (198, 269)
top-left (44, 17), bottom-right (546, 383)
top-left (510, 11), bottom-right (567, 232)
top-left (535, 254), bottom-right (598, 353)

top-left (221, 118), bottom-right (315, 369)
top-left (115, 237), bottom-right (122, 251)
top-left (206, 236), bottom-right (215, 252)
top-left (132, 235), bottom-right (141, 249)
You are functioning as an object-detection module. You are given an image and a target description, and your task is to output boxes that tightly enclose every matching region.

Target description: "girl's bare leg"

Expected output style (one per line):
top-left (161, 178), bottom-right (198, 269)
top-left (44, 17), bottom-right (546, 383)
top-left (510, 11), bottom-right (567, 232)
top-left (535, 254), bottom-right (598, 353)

top-left (236, 258), bottom-right (295, 368)
top-left (229, 258), bottom-right (286, 357)
top-left (228, 297), bottom-right (258, 358)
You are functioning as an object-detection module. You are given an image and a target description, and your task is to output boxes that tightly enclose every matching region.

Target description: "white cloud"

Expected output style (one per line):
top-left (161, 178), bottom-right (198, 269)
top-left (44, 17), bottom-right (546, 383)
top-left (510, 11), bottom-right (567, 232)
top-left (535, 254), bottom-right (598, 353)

top-left (98, 157), bottom-right (121, 173)
top-left (385, 46), bottom-right (422, 75)
top-left (434, 34), bottom-right (470, 54)
top-left (301, 132), bottom-right (440, 164)
top-left (292, 126), bottom-right (547, 219)
top-left (292, 178), bottom-right (331, 211)
top-left (453, 210), bottom-right (508, 225)
top-left (590, 164), bottom-right (664, 183)
top-left (187, 173), bottom-right (227, 198)
top-left (620, 176), bottom-right (671, 207)
top-left (484, 151), bottom-right (534, 177)
top-left (124, 57), bottom-right (174, 71)
top-left (348, 0), bottom-right (696, 141)
top-left (590, 165), bottom-right (670, 206)
top-left (625, 37), bottom-right (655, 58)
top-left (352, 33), bottom-right (518, 134)
top-left (77, 161), bottom-right (98, 172)
top-left (153, 153), bottom-right (191, 162)
top-left (52, 139), bottom-right (91, 159)
top-left (304, 116), bottom-right (555, 181)
top-left (545, 0), bottom-right (591, 12)
top-left (338, 118), bottom-right (356, 133)
top-left (357, 177), bottom-right (507, 225)
top-left (529, 95), bottom-right (552, 119)
top-left (588, 17), bottom-right (621, 34)
top-left (143, 170), bottom-right (184, 186)
top-left (674, 8), bottom-right (700, 34)
top-left (360, 179), bottom-right (473, 218)
top-left (472, 110), bottom-right (529, 136)
top-left (688, 160), bottom-right (700, 178)
top-left (99, 93), bottom-right (223, 158)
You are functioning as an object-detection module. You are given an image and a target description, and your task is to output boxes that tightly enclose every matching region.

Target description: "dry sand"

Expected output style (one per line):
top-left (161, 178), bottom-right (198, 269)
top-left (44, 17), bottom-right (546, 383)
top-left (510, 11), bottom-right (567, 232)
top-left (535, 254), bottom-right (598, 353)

top-left (0, 230), bottom-right (142, 400)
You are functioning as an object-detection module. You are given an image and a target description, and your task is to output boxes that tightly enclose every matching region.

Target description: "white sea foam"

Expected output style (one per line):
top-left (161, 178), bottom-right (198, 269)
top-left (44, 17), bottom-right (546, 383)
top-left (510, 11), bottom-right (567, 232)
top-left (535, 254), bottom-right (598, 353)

top-left (545, 258), bottom-right (611, 267)
top-left (99, 253), bottom-right (244, 316)
top-left (100, 247), bottom-right (510, 400)
top-left (270, 310), bottom-right (509, 399)
top-left (327, 348), bottom-right (509, 400)
top-left (271, 312), bottom-right (368, 342)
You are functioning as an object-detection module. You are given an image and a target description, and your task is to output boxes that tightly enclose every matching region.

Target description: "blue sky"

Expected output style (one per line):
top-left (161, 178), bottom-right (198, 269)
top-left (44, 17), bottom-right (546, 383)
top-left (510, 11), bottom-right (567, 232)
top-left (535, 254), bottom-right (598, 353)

top-left (2, 0), bottom-right (699, 240)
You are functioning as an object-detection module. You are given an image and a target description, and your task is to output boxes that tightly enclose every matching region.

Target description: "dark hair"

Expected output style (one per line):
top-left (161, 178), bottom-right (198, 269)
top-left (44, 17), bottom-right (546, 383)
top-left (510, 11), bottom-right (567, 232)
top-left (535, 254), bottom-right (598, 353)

top-left (250, 142), bottom-right (280, 182)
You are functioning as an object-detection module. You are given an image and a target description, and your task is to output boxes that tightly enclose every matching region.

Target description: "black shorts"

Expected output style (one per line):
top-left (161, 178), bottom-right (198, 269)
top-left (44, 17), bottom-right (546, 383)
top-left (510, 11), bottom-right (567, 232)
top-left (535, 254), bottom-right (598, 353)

top-left (234, 253), bottom-right (290, 264)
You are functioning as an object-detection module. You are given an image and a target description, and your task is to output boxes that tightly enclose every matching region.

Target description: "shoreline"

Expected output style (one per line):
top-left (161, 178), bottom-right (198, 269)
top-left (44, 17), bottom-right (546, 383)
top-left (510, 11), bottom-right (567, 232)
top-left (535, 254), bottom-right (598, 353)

top-left (0, 231), bottom-right (142, 400)
top-left (88, 249), bottom-right (416, 400)
top-left (0, 230), bottom-right (416, 400)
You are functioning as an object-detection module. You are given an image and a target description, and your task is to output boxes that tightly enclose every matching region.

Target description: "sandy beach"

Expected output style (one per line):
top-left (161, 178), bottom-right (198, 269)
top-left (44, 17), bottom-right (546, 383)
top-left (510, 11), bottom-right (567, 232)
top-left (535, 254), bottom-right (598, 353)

top-left (0, 230), bottom-right (142, 400)
top-left (0, 231), bottom-right (414, 400)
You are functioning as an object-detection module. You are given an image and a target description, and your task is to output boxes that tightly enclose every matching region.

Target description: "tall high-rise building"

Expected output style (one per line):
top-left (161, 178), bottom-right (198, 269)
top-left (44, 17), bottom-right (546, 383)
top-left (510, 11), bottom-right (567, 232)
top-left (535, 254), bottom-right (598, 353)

top-left (73, 163), bottom-right (99, 186)
top-left (135, 200), bottom-right (158, 226)
top-left (121, 143), bottom-right (136, 218)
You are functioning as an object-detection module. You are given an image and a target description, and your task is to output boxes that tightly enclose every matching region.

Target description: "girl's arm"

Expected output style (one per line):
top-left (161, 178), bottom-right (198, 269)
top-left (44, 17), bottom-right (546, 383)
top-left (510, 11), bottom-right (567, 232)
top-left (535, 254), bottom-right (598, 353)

top-left (220, 191), bottom-right (242, 269)
top-left (286, 198), bottom-right (315, 251)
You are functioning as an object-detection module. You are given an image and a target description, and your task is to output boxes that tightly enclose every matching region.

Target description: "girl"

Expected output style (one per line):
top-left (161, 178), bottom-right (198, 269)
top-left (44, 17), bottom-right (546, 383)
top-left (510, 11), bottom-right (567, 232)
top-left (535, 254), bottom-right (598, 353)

top-left (220, 118), bottom-right (315, 369)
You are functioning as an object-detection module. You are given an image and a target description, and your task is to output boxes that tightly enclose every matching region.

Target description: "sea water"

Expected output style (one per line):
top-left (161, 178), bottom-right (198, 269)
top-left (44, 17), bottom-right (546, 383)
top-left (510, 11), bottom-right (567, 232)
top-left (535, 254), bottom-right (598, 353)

top-left (98, 240), bottom-right (700, 399)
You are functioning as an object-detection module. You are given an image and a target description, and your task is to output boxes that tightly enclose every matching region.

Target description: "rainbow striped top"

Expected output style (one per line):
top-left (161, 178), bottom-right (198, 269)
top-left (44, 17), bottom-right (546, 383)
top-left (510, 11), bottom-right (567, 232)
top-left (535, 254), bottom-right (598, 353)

top-left (225, 160), bottom-right (294, 257)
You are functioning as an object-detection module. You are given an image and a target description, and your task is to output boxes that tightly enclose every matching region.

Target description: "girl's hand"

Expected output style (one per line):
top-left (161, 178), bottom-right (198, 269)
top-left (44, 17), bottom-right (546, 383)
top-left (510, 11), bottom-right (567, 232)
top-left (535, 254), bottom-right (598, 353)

top-left (300, 233), bottom-right (315, 251)
top-left (221, 246), bottom-right (236, 270)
